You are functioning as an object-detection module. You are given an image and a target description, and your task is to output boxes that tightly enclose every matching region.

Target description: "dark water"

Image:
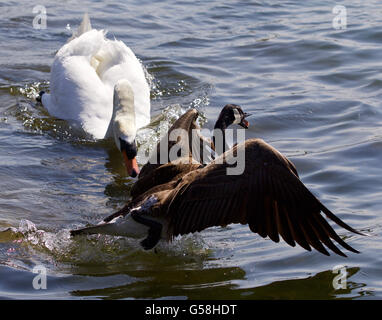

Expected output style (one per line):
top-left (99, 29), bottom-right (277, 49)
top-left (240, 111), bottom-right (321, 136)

top-left (0, 0), bottom-right (381, 299)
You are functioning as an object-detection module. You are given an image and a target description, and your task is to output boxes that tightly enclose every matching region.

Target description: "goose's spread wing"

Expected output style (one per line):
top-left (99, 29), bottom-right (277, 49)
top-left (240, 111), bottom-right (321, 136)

top-left (131, 161), bottom-right (202, 198)
top-left (166, 138), bottom-right (362, 256)
top-left (103, 204), bottom-right (131, 223)
top-left (139, 109), bottom-right (203, 179)
top-left (104, 161), bottom-right (201, 222)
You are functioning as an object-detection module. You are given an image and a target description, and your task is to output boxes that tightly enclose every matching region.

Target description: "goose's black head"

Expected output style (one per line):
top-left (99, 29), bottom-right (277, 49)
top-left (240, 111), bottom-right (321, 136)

top-left (214, 104), bottom-right (251, 130)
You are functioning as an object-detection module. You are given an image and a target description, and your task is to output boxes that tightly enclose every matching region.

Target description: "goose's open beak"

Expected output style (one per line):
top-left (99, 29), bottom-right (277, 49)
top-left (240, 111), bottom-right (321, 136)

top-left (122, 151), bottom-right (139, 178)
top-left (239, 119), bottom-right (250, 129)
top-left (239, 112), bottom-right (251, 129)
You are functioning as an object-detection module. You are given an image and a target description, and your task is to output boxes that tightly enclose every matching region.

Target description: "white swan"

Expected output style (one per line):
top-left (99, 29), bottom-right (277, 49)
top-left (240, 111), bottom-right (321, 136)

top-left (38, 14), bottom-right (150, 177)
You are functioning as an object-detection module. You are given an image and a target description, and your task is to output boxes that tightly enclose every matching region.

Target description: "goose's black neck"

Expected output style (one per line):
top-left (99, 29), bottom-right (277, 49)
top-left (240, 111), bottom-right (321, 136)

top-left (212, 115), bottom-right (229, 155)
top-left (214, 117), bottom-right (228, 131)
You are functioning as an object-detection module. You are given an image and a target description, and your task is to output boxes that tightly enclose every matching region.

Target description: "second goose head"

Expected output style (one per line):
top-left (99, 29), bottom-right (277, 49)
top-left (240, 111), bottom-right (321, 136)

top-left (213, 104), bottom-right (251, 154)
top-left (112, 79), bottom-right (140, 178)
top-left (214, 104), bottom-right (251, 130)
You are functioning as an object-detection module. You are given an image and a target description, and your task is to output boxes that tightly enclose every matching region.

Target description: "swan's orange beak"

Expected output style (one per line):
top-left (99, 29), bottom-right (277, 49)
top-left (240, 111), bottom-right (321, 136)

top-left (122, 151), bottom-right (139, 178)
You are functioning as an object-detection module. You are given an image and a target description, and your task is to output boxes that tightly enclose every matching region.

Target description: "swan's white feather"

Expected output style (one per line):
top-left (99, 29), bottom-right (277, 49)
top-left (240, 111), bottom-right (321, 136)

top-left (42, 16), bottom-right (150, 140)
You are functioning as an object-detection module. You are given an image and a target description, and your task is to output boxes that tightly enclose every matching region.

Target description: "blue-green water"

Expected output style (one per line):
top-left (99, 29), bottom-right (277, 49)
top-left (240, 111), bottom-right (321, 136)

top-left (0, 0), bottom-right (381, 299)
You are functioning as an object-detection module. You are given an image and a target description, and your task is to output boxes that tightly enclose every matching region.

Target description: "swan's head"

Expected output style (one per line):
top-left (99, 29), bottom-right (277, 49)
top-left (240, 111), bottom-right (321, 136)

top-left (112, 80), bottom-right (140, 178)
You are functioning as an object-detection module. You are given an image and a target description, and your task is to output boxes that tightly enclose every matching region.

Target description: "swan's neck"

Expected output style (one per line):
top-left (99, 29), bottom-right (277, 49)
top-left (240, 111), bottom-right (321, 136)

top-left (111, 80), bottom-right (136, 147)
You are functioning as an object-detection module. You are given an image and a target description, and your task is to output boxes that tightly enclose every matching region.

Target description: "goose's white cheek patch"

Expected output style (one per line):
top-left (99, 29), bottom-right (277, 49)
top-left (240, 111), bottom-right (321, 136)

top-left (233, 108), bottom-right (241, 125)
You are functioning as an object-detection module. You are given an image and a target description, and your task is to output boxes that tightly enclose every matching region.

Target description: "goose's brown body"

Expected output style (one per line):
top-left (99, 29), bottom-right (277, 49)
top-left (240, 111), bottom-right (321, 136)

top-left (71, 107), bottom-right (362, 257)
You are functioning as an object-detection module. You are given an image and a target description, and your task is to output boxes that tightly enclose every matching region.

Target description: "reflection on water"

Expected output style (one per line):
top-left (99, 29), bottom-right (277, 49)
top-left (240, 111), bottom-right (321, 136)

top-left (1, 0), bottom-right (382, 299)
top-left (232, 267), bottom-right (368, 300)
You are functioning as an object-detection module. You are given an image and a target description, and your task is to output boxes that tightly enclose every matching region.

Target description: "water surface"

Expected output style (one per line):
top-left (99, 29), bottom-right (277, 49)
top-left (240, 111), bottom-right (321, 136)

top-left (0, 0), bottom-right (382, 299)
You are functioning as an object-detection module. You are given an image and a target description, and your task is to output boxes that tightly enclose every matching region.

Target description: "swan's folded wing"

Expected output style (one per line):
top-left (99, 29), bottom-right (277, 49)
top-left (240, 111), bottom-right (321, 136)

top-left (165, 138), bottom-right (362, 257)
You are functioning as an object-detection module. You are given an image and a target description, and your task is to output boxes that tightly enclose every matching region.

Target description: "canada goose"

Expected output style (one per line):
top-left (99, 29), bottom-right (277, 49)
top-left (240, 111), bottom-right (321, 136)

top-left (37, 14), bottom-right (150, 177)
top-left (71, 124), bottom-right (363, 257)
top-left (87, 105), bottom-right (250, 224)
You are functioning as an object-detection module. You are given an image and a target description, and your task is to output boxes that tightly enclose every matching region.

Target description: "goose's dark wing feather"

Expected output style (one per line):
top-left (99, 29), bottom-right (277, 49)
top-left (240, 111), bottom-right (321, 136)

top-left (103, 204), bottom-right (131, 223)
top-left (139, 109), bottom-right (201, 180)
top-left (131, 161), bottom-right (202, 198)
top-left (165, 138), bottom-right (362, 257)
top-left (135, 108), bottom-right (213, 198)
